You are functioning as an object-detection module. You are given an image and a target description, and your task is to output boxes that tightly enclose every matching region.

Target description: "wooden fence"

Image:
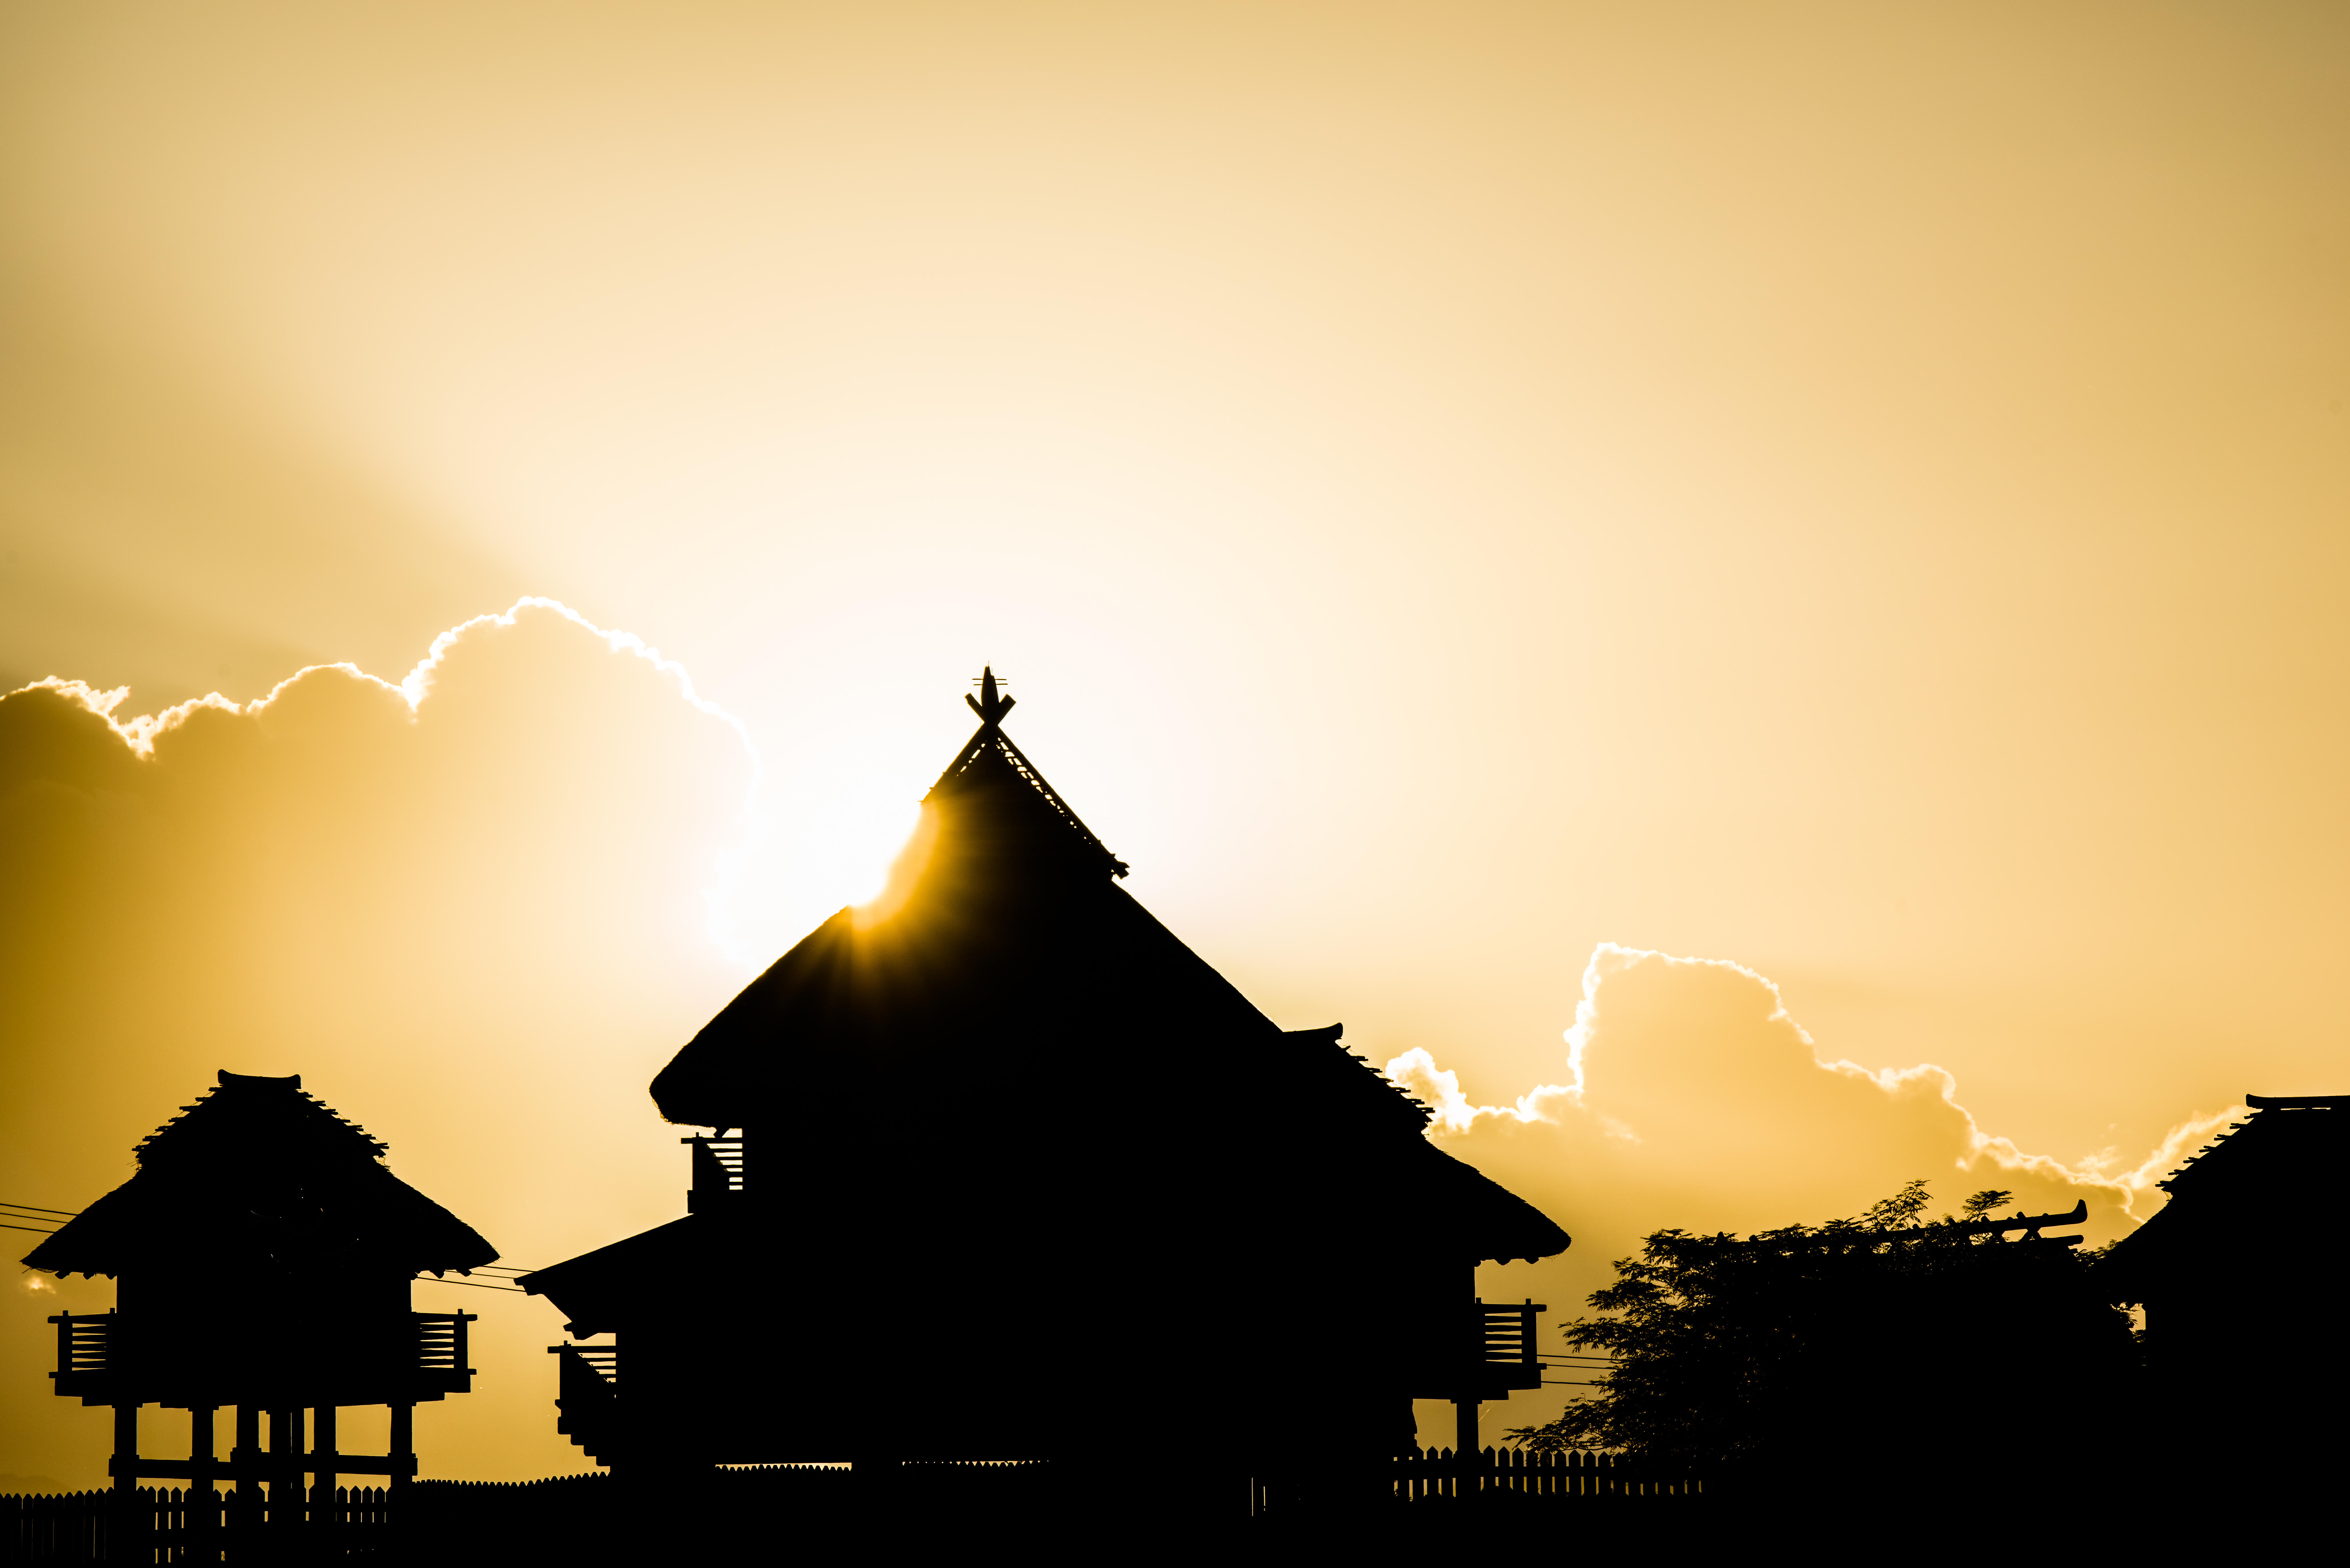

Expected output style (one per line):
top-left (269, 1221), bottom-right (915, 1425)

top-left (1387, 1446), bottom-right (1702, 1502)
top-left (4, 1451), bottom-right (1696, 1560)
top-left (2, 1484), bottom-right (397, 1563)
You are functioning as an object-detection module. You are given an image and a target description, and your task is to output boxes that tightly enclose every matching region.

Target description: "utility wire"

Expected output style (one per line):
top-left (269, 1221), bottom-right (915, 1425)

top-left (415, 1277), bottom-right (531, 1294)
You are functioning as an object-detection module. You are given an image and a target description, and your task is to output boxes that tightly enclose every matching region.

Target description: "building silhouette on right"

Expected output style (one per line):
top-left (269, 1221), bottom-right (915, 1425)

top-left (525, 670), bottom-right (1569, 1499)
top-left (2102, 1092), bottom-right (2348, 1477)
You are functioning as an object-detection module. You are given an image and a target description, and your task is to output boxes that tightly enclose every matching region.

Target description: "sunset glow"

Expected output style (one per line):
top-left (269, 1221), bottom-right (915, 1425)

top-left (4, 0), bottom-right (2345, 1488)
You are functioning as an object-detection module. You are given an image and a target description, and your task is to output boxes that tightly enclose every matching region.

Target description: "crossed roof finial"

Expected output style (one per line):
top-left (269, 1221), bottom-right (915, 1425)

top-left (966, 666), bottom-right (1016, 727)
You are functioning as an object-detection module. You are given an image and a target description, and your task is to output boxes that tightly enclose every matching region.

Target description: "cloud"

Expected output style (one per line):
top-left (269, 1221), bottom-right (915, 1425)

top-left (4, 618), bottom-right (2247, 1474)
top-left (1388, 942), bottom-right (2239, 1442)
top-left (0, 599), bottom-right (759, 1485)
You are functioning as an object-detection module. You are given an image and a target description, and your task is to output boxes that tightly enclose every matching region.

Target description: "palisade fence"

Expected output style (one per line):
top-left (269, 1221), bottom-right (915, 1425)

top-left (1383, 1446), bottom-right (1702, 1503)
top-left (4, 1451), bottom-right (1699, 1561)
top-left (1, 1483), bottom-right (403, 1564)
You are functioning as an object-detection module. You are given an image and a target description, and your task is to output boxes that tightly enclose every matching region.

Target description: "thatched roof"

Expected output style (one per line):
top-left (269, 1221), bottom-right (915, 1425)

top-left (634, 679), bottom-right (1568, 1271)
top-left (23, 1070), bottom-right (497, 1281)
top-left (2101, 1094), bottom-right (2348, 1301)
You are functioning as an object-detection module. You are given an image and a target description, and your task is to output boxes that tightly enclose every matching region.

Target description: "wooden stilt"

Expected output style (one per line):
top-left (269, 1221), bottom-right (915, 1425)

top-left (389, 1403), bottom-right (415, 1559)
top-left (110, 1402), bottom-right (138, 1495)
top-left (110, 1404), bottom-right (146, 1558)
top-left (271, 1408), bottom-right (303, 1532)
top-left (311, 1404), bottom-right (338, 1539)
top-left (232, 1405), bottom-right (261, 1539)
top-left (188, 1406), bottom-right (218, 1565)
top-left (1453, 1397), bottom-right (1479, 1501)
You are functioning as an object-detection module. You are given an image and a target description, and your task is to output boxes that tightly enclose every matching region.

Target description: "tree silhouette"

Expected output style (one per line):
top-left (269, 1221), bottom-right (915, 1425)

top-left (1506, 1181), bottom-right (2134, 1481)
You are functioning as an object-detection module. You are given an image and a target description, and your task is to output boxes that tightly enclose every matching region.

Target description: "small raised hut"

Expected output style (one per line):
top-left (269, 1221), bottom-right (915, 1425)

top-left (24, 1070), bottom-right (497, 1527)
top-left (526, 671), bottom-right (1569, 1492)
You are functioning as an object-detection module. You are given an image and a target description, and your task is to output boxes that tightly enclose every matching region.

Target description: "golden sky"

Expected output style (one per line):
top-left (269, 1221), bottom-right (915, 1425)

top-left (4, 1), bottom-right (2346, 1479)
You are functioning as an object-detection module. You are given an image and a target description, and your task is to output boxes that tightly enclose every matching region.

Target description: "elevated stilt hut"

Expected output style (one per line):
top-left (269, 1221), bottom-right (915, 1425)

top-left (526, 672), bottom-right (1570, 1510)
top-left (23, 1070), bottom-right (496, 1549)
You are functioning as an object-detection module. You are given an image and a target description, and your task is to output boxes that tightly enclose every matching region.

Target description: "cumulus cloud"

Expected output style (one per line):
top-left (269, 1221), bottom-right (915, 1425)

top-left (5, 622), bottom-right (2245, 1473)
top-left (0, 600), bottom-right (758, 1485)
top-left (1392, 942), bottom-right (2240, 1442)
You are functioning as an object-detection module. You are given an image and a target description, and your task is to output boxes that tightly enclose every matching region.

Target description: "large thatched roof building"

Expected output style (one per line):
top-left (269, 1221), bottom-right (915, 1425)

top-left (527, 672), bottom-right (1568, 1479)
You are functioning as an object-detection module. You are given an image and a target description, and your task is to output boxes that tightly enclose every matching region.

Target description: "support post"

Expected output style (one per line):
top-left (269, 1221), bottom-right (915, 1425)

top-left (311, 1405), bottom-right (338, 1539)
top-left (189, 1405), bottom-right (218, 1565)
top-left (388, 1403), bottom-right (414, 1491)
top-left (111, 1402), bottom-right (138, 1497)
top-left (271, 1408), bottom-right (304, 1533)
top-left (111, 1401), bottom-right (147, 1555)
top-left (389, 1403), bottom-right (415, 1559)
top-left (232, 1405), bottom-right (261, 1537)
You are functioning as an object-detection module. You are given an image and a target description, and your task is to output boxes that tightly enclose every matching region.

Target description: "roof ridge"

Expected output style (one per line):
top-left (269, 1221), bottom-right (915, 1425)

top-left (133, 1069), bottom-right (390, 1165)
top-left (928, 724), bottom-right (1129, 878)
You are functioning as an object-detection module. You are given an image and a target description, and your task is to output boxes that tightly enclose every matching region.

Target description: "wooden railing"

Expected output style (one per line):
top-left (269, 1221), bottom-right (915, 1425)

top-left (1407, 1300), bottom-right (1547, 1399)
top-left (49, 1311), bottom-right (476, 1400)
top-left (51, 1313), bottom-right (110, 1383)
top-left (685, 1137), bottom-right (745, 1210)
top-left (549, 1345), bottom-right (620, 1466)
top-left (1475, 1300), bottom-right (1543, 1367)
top-left (414, 1313), bottom-right (474, 1393)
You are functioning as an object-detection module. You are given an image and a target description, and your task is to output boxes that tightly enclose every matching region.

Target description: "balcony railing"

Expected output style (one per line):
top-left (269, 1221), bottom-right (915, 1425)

top-left (1477, 1299), bottom-right (1543, 1368)
top-left (53, 1312), bottom-right (111, 1382)
top-left (684, 1137), bottom-right (744, 1211)
top-left (415, 1312), bottom-right (474, 1391)
top-left (50, 1311), bottom-right (476, 1403)
top-left (1406, 1299), bottom-right (1548, 1400)
top-left (549, 1344), bottom-right (620, 1466)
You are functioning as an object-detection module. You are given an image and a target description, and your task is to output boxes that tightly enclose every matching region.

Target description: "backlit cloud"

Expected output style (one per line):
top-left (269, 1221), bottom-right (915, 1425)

top-left (1388, 942), bottom-right (2240, 1442)
top-left (0, 614), bottom-right (2251, 1474)
top-left (0, 600), bottom-right (758, 1485)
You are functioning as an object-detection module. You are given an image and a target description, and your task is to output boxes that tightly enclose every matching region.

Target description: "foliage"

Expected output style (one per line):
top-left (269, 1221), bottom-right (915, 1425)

top-left (1504, 1180), bottom-right (2135, 1472)
top-left (1959, 1188), bottom-right (2016, 1221)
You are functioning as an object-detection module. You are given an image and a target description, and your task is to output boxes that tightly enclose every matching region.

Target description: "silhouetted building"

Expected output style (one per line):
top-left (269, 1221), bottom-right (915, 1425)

top-left (2102, 1092), bottom-right (2349, 1470)
top-left (526, 671), bottom-right (1569, 1498)
top-left (24, 1070), bottom-right (496, 1535)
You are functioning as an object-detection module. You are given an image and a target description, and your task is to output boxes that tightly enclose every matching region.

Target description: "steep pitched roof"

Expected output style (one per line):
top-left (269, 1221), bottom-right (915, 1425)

top-left (638, 673), bottom-right (1568, 1271)
top-left (24, 1070), bottom-right (497, 1280)
top-left (2102, 1094), bottom-right (2348, 1300)
top-left (924, 667), bottom-right (1128, 880)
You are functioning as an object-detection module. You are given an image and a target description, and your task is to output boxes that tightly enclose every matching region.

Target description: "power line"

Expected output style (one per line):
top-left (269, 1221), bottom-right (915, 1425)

top-left (415, 1276), bottom-right (530, 1294)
